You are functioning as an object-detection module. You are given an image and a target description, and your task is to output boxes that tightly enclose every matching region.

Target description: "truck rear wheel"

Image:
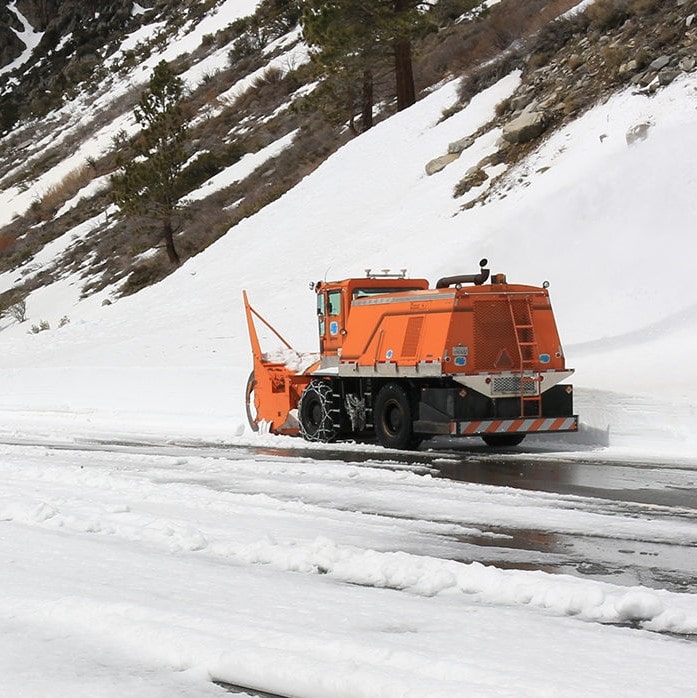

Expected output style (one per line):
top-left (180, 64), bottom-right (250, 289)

top-left (298, 379), bottom-right (338, 442)
top-left (482, 433), bottom-right (526, 447)
top-left (374, 383), bottom-right (421, 450)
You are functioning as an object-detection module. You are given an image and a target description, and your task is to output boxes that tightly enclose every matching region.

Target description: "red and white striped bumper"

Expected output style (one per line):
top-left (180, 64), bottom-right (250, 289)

top-left (450, 415), bottom-right (578, 436)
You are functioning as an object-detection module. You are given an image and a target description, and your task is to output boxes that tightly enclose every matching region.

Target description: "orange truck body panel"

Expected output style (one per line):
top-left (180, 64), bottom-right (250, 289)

top-left (336, 284), bottom-right (566, 374)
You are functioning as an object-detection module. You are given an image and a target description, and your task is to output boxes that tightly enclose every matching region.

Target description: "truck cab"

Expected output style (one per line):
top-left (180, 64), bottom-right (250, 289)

top-left (313, 272), bottom-right (429, 364)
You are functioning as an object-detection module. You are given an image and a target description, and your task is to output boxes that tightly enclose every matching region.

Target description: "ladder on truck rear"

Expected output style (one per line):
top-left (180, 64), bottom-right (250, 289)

top-left (508, 296), bottom-right (542, 416)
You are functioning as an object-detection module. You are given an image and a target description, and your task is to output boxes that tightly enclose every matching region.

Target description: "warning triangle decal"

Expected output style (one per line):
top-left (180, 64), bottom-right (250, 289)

top-left (494, 348), bottom-right (513, 368)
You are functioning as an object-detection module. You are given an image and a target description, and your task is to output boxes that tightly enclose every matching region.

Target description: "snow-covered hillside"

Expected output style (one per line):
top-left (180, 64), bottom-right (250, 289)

top-left (1, 61), bottom-right (696, 458)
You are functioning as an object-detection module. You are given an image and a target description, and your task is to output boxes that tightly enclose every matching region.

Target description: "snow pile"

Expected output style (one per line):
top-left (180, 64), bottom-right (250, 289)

top-left (232, 535), bottom-right (697, 633)
top-left (3, 442), bottom-right (696, 636)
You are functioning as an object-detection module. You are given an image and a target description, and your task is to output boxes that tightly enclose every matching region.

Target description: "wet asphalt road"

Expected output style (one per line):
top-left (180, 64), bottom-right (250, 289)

top-left (9, 433), bottom-right (694, 594)
top-left (256, 439), bottom-right (697, 509)
top-left (4, 434), bottom-right (696, 589)
top-left (252, 439), bottom-right (697, 594)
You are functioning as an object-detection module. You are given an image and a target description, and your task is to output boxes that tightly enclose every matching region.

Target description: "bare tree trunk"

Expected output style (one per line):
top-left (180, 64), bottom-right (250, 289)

top-left (163, 217), bottom-right (181, 266)
top-left (0, 233), bottom-right (14, 255)
top-left (361, 68), bottom-right (374, 131)
top-left (392, 0), bottom-right (416, 111)
top-left (394, 38), bottom-right (415, 111)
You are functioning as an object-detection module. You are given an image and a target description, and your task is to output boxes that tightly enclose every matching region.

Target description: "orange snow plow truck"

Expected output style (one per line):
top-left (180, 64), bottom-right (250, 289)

top-left (243, 260), bottom-right (577, 449)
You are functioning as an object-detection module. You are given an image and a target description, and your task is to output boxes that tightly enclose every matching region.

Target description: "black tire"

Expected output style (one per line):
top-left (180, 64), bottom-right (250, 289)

top-left (245, 371), bottom-right (259, 432)
top-left (482, 433), bottom-right (526, 447)
top-left (298, 380), bottom-right (338, 442)
top-left (374, 383), bottom-right (420, 450)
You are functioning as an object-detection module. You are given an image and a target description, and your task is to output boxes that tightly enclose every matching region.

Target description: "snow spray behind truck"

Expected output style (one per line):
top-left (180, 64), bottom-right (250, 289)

top-left (243, 260), bottom-right (577, 449)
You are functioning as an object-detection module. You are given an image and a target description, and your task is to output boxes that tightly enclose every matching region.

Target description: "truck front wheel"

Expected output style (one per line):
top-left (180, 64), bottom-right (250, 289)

top-left (298, 379), bottom-right (338, 442)
top-left (374, 383), bottom-right (421, 450)
top-left (245, 371), bottom-right (259, 432)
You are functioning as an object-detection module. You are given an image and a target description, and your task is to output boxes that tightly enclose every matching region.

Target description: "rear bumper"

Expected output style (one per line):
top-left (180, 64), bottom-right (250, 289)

top-left (414, 415), bottom-right (578, 436)
top-left (415, 382), bottom-right (576, 436)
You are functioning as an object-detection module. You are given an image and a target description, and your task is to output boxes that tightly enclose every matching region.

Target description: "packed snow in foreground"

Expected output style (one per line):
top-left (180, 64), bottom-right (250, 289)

top-left (2, 443), bottom-right (697, 697)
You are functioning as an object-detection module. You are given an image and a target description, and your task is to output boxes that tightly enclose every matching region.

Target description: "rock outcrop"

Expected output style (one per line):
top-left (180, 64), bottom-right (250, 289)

top-left (425, 152), bottom-right (459, 175)
top-left (502, 110), bottom-right (548, 144)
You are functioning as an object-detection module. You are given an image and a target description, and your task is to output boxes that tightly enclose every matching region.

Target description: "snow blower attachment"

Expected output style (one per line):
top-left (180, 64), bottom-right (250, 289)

top-left (243, 260), bottom-right (577, 449)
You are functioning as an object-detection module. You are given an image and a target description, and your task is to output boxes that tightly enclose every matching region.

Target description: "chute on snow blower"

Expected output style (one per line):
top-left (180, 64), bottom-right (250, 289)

top-left (243, 260), bottom-right (578, 449)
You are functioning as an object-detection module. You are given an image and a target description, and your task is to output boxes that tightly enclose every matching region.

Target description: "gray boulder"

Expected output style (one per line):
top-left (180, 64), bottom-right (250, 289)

top-left (509, 91), bottom-right (535, 113)
top-left (649, 55), bottom-right (671, 71)
top-left (425, 153), bottom-right (459, 176)
top-left (502, 111), bottom-right (547, 144)
top-left (658, 67), bottom-right (681, 85)
top-left (448, 136), bottom-right (475, 155)
top-left (619, 59), bottom-right (640, 76)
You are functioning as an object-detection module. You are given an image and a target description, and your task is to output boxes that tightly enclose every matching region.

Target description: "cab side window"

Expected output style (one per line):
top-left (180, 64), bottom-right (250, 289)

top-left (327, 290), bottom-right (341, 317)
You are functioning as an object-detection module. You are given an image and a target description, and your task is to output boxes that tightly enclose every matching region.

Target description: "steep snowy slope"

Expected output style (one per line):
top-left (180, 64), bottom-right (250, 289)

top-left (1, 66), bottom-right (696, 456)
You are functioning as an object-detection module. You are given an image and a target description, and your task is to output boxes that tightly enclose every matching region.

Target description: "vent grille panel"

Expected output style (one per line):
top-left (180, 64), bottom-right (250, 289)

top-left (401, 316), bottom-right (424, 357)
top-left (492, 376), bottom-right (538, 396)
top-left (474, 301), bottom-right (519, 370)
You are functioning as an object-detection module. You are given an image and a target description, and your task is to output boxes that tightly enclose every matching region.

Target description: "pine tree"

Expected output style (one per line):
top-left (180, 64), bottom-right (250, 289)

top-left (111, 61), bottom-right (189, 266)
top-left (303, 1), bottom-right (379, 133)
top-left (302, 0), bottom-right (431, 129)
top-left (258, 0), bottom-right (302, 36)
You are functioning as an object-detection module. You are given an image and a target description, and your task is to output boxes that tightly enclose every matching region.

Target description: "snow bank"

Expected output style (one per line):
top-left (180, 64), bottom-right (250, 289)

top-left (231, 536), bottom-right (697, 634)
